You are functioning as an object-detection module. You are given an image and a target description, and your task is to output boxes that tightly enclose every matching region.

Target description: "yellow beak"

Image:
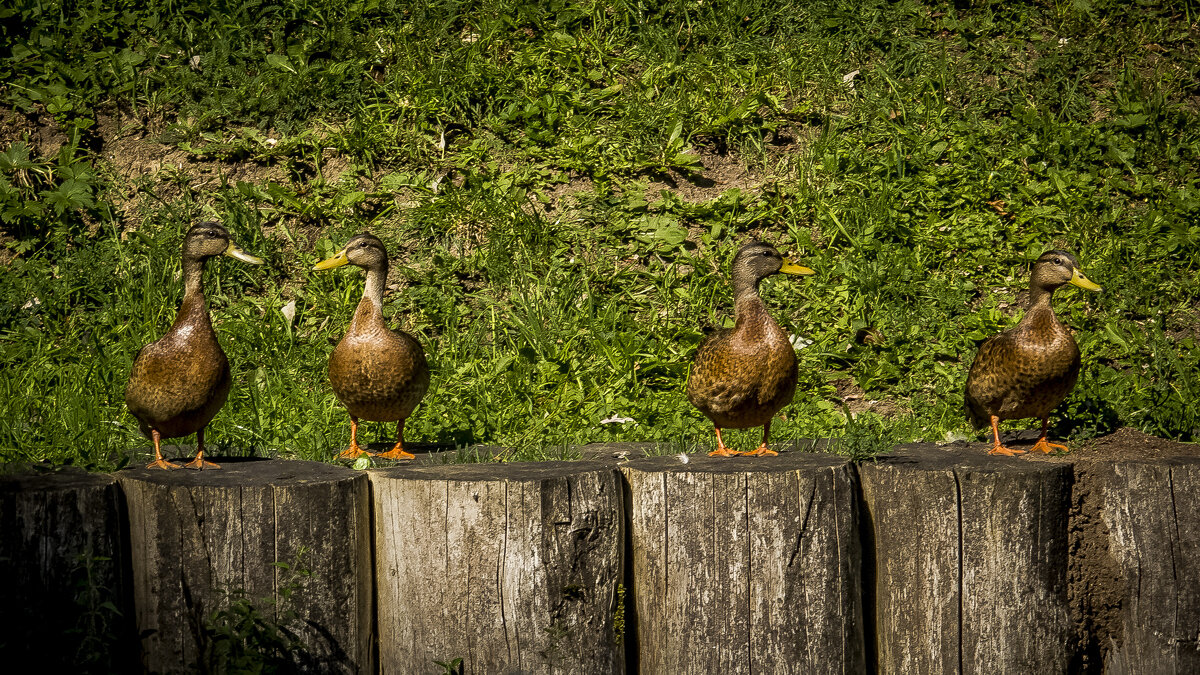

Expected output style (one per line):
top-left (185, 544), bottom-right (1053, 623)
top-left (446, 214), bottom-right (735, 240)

top-left (223, 241), bottom-right (264, 265)
top-left (314, 248), bottom-right (350, 271)
top-left (779, 258), bottom-right (816, 276)
top-left (1069, 268), bottom-right (1102, 292)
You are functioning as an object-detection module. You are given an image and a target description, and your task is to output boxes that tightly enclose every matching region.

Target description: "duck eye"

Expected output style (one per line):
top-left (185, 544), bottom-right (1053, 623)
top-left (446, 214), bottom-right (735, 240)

top-left (1053, 257), bottom-right (1062, 265)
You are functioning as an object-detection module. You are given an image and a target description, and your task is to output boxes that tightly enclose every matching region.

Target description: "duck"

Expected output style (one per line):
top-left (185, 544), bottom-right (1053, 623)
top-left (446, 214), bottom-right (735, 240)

top-left (125, 222), bottom-right (263, 470)
top-left (687, 241), bottom-right (815, 457)
top-left (314, 233), bottom-right (429, 461)
top-left (965, 249), bottom-right (1102, 456)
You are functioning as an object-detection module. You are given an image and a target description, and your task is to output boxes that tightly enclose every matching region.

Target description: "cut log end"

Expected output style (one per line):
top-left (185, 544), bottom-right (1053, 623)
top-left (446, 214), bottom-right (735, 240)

top-left (371, 460), bottom-right (625, 675)
top-left (118, 459), bottom-right (372, 674)
top-left (0, 469), bottom-right (135, 672)
top-left (622, 451), bottom-right (865, 674)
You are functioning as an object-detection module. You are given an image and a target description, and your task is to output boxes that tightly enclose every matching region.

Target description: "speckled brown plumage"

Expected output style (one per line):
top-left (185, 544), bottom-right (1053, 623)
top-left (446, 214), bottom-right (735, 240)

top-left (125, 223), bottom-right (263, 469)
top-left (687, 242), bottom-right (814, 457)
top-left (316, 233), bottom-right (429, 460)
top-left (965, 249), bottom-right (1102, 456)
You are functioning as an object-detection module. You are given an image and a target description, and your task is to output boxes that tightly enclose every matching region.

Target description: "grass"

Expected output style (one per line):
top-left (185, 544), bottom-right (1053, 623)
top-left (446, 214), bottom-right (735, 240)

top-left (1, 0), bottom-right (1198, 468)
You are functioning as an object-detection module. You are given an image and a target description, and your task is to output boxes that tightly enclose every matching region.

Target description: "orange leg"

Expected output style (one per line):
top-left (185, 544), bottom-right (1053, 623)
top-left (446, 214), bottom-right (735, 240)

top-left (707, 427), bottom-right (741, 457)
top-left (185, 428), bottom-right (221, 469)
top-left (742, 421), bottom-right (778, 457)
top-left (376, 419), bottom-right (415, 461)
top-left (1029, 417), bottom-right (1070, 455)
top-left (146, 429), bottom-right (178, 470)
top-left (986, 415), bottom-right (1026, 456)
top-left (337, 416), bottom-right (373, 460)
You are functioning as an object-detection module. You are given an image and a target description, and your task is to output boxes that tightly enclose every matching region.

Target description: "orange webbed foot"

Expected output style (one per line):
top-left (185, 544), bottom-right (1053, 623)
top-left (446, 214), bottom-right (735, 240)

top-left (742, 444), bottom-right (778, 457)
top-left (184, 457), bottom-right (221, 470)
top-left (337, 443), bottom-right (372, 460)
top-left (376, 446), bottom-right (415, 461)
top-left (1030, 439), bottom-right (1070, 455)
top-left (146, 459), bottom-right (179, 470)
top-left (707, 446), bottom-right (742, 457)
top-left (987, 444), bottom-right (1027, 457)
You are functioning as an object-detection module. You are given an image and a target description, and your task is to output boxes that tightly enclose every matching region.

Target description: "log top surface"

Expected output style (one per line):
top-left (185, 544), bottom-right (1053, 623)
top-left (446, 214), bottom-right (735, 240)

top-left (117, 458), bottom-right (360, 486)
top-left (622, 450), bottom-right (848, 474)
top-left (872, 443), bottom-right (1070, 473)
top-left (884, 427), bottom-right (1200, 471)
top-left (577, 441), bottom-right (669, 463)
top-left (0, 466), bottom-right (116, 492)
top-left (371, 459), bottom-right (616, 482)
top-left (1026, 426), bottom-right (1200, 464)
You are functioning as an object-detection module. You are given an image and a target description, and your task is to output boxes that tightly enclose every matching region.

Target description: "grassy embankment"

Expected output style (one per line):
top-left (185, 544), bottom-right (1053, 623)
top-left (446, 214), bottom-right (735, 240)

top-left (1, 0), bottom-right (1198, 468)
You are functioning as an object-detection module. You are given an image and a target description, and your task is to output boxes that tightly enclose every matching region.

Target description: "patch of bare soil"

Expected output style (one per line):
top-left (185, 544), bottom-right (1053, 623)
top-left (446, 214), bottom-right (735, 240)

top-left (1166, 302), bottom-right (1200, 343)
top-left (829, 377), bottom-right (910, 417)
top-left (537, 174), bottom-right (596, 215)
top-left (534, 139), bottom-right (806, 220)
top-left (642, 151), bottom-right (765, 204)
top-left (4, 109), bottom-right (366, 244)
top-left (0, 108), bottom-right (68, 157)
top-left (101, 129), bottom-right (289, 195)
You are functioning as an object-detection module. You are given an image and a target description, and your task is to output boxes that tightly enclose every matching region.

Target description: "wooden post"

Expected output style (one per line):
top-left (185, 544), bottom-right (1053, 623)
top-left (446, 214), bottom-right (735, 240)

top-left (117, 459), bottom-right (371, 674)
top-left (0, 469), bottom-right (135, 671)
top-left (858, 444), bottom-right (1073, 674)
top-left (1102, 458), bottom-right (1200, 674)
top-left (370, 460), bottom-right (625, 675)
top-left (622, 452), bottom-right (865, 675)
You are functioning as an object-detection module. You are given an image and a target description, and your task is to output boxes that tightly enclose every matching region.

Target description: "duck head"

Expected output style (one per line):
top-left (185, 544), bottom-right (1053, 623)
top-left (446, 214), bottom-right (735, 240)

top-left (1031, 249), bottom-right (1102, 293)
top-left (183, 222), bottom-right (263, 265)
top-left (731, 241), bottom-right (814, 292)
top-left (314, 233), bottom-right (389, 272)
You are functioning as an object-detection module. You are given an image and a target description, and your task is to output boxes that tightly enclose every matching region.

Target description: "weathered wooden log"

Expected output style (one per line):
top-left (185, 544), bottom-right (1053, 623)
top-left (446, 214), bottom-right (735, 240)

top-left (117, 458), bottom-right (371, 674)
top-left (1101, 457), bottom-right (1200, 674)
top-left (371, 460), bottom-right (625, 675)
top-left (622, 452), bottom-right (864, 675)
top-left (858, 443), bottom-right (1073, 674)
top-left (0, 469), bottom-right (135, 671)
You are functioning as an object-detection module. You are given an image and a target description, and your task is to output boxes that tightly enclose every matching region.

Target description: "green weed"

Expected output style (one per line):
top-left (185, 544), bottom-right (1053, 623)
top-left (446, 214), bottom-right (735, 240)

top-left (69, 552), bottom-right (128, 673)
top-left (1, 0), bottom-right (1198, 465)
top-left (201, 555), bottom-right (312, 674)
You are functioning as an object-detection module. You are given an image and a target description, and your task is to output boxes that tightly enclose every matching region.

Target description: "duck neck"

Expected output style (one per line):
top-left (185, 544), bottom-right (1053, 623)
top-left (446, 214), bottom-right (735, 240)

top-left (1022, 283), bottom-right (1059, 327)
top-left (352, 262), bottom-right (388, 329)
top-left (731, 267), bottom-right (761, 297)
top-left (733, 281), bottom-right (771, 333)
top-left (172, 256), bottom-right (212, 332)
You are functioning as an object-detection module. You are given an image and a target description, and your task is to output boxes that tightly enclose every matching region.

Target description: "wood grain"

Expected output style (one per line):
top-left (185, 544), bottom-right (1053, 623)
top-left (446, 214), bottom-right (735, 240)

top-left (859, 444), bottom-right (1072, 675)
top-left (623, 452), bottom-right (864, 674)
top-left (1102, 458), bottom-right (1200, 674)
top-left (0, 470), bottom-right (135, 671)
top-left (371, 460), bottom-right (625, 675)
top-left (118, 459), bottom-right (371, 673)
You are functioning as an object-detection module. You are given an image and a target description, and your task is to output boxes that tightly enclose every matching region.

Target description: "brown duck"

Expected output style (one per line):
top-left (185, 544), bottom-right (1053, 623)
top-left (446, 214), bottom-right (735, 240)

top-left (315, 233), bottom-right (429, 460)
top-left (125, 223), bottom-right (263, 470)
top-left (966, 250), bottom-right (1102, 456)
top-left (687, 242), bottom-right (815, 457)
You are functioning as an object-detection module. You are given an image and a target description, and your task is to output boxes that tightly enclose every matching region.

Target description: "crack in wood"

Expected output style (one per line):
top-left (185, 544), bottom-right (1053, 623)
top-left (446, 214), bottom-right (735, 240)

top-left (954, 468), bottom-right (964, 675)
